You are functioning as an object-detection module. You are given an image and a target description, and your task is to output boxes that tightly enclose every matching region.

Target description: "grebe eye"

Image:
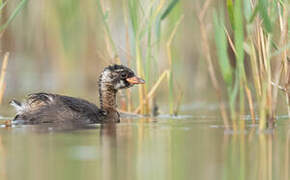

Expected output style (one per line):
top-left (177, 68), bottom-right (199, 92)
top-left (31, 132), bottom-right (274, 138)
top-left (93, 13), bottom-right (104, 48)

top-left (120, 72), bottom-right (127, 78)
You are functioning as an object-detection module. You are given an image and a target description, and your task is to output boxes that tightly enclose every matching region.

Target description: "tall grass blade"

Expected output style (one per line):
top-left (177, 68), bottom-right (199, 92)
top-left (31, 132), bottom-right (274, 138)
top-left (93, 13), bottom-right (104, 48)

top-left (233, 0), bottom-right (245, 76)
top-left (127, 0), bottom-right (148, 113)
top-left (156, 0), bottom-right (179, 43)
top-left (233, 0), bottom-right (245, 116)
top-left (96, 0), bottom-right (119, 58)
top-left (145, 19), bottom-right (152, 86)
top-left (0, 1), bottom-right (7, 12)
top-left (128, 0), bottom-right (139, 38)
top-left (167, 15), bottom-right (183, 115)
top-left (258, 0), bottom-right (272, 33)
top-left (226, 0), bottom-right (234, 27)
top-left (199, 0), bottom-right (230, 128)
top-left (271, 42), bottom-right (290, 57)
top-left (243, 0), bottom-right (252, 22)
top-left (0, 52), bottom-right (9, 105)
top-left (248, 4), bottom-right (259, 23)
top-left (0, 0), bottom-right (27, 32)
top-left (213, 10), bottom-right (233, 87)
top-left (160, 0), bottom-right (179, 20)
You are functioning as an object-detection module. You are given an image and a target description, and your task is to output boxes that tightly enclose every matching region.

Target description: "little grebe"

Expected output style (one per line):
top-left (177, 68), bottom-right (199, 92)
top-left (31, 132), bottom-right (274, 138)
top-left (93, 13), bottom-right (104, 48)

top-left (10, 64), bottom-right (145, 124)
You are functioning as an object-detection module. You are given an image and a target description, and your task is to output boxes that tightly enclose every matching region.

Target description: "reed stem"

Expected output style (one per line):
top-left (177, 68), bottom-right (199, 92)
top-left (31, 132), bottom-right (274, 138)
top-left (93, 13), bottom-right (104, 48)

top-left (0, 52), bottom-right (9, 105)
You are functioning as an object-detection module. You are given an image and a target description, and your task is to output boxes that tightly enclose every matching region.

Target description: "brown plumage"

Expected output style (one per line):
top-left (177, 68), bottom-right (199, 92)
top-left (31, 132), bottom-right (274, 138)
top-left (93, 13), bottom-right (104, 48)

top-left (10, 64), bottom-right (145, 125)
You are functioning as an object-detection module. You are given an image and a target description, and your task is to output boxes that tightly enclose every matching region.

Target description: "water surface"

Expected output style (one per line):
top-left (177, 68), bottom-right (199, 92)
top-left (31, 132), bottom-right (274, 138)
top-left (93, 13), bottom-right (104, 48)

top-left (0, 115), bottom-right (289, 180)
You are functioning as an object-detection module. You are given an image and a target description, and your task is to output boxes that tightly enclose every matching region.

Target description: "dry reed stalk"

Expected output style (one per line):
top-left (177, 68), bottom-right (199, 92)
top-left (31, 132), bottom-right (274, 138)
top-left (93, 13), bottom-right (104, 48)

top-left (224, 28), bottom-right (237, 55)
top-left (286, 66), bottom-right (290, 117)
top-left (99, 0), bottom-right (126, 111)
top-left (167, 15), bottom-right (184, 67)
top-left (137, 0), bottom-right (157, 34)
top-left (198, 0), bottom-right (230, 129)
top-left (98, 0), bottom-right (119, 59)
top-left (256, 22), bottom-right (269, 130)
top-left (245, 84), bottom-right (256, 123)
top-left (285, 72), bottom-right (290, 117)
top-left (250, 42), bottom-right (262, 96)
top-left (265, 35), bottom-right (274, 126)
top-left (142, 84), bottom-right (149, 114)
top-left (134, 70), bottom-right (169, 114)
top-left (259, 84), bottom-right (267, 130)
top-left (280, 5), bottom-right (289, 116)
top-left (257, 26), bottom-right (273, 125)
top-left (0, 52), bottom-right (9, 105)
top-left (166, 15), bottom-right (184, 66)
top-left (272, 3), bottom-right (288, 115)
top-left (174, 90), bottom-right (183, 116)
top-left (199, 0), bottom-right (211, 21)
top-left (255, 21), bottom-right (264, 76)
top-left (225, 29), bottom-right (256, 122)
top-left (248, 42), bottom-right (261, 123)
top-left (123, 0), bottom-right (133, 112)
top-left (166, 15), bottom-right (184, 114)
top-left (135, 44), bottom-right (147, 114)
top-left (155, 0), bottom-right (166, 18)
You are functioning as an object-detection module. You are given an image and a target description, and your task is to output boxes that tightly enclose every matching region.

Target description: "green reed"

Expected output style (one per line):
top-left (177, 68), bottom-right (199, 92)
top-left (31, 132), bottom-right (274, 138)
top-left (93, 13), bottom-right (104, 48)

top-left (212, 0), bottom-right (289, 130)
top-left (0, 0), bottom-right (27, 105)
top-left (0, 0), bottom-right (27, 32)
top-left (96, 0), bottom-right (182, 115)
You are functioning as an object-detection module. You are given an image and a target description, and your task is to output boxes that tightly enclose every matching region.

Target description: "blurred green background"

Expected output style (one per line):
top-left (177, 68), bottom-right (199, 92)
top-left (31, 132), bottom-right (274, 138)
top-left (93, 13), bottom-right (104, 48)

top-left (0, 0), bottom-right (220, 115)
top-left (0, 1), bottom-right (289, 180)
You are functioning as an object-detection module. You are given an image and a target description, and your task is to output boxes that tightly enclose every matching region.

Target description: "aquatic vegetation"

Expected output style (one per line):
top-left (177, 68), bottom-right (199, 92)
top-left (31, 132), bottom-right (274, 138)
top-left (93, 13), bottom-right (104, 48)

top-left (96, 0), bottom-right (182, 115)
top-left (210, 0), bottom-right (289, 130)
top-left (0, 0), bottom-right (27, 32)
top-left (0, 0), bottom-right (288, 129)
top-left (0, 1), bottom-right (288, 180)
top-left (0, 0), bottom-right (27, 105)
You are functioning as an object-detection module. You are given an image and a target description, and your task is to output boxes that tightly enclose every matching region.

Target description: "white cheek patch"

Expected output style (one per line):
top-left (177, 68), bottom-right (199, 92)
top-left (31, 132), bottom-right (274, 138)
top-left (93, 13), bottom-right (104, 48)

top-left (101, 69), bottom-right (112, 82)
top-left (115, 80), bottom-right (126, 89)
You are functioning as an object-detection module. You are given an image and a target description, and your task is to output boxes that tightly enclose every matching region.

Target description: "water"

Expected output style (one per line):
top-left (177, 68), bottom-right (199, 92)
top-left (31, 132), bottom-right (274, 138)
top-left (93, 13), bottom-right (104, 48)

top-left (0, 115), bottom-right (289, 180)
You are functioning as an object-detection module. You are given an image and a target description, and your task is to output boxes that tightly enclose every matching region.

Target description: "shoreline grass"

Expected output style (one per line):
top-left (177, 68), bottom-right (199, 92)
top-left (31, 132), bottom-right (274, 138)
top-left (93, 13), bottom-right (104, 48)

top-left (209, 0), bottom-right (289, 130)
top-left (97, 0), bottom-right (182, 116)
top-left (0, 0), bottom-right (289, 127)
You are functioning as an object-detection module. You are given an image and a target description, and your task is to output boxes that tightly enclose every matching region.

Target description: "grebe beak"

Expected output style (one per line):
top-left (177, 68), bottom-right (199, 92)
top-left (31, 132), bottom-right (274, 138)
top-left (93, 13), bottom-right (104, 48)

top-left (126, 76), bottom-right (145, 85)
